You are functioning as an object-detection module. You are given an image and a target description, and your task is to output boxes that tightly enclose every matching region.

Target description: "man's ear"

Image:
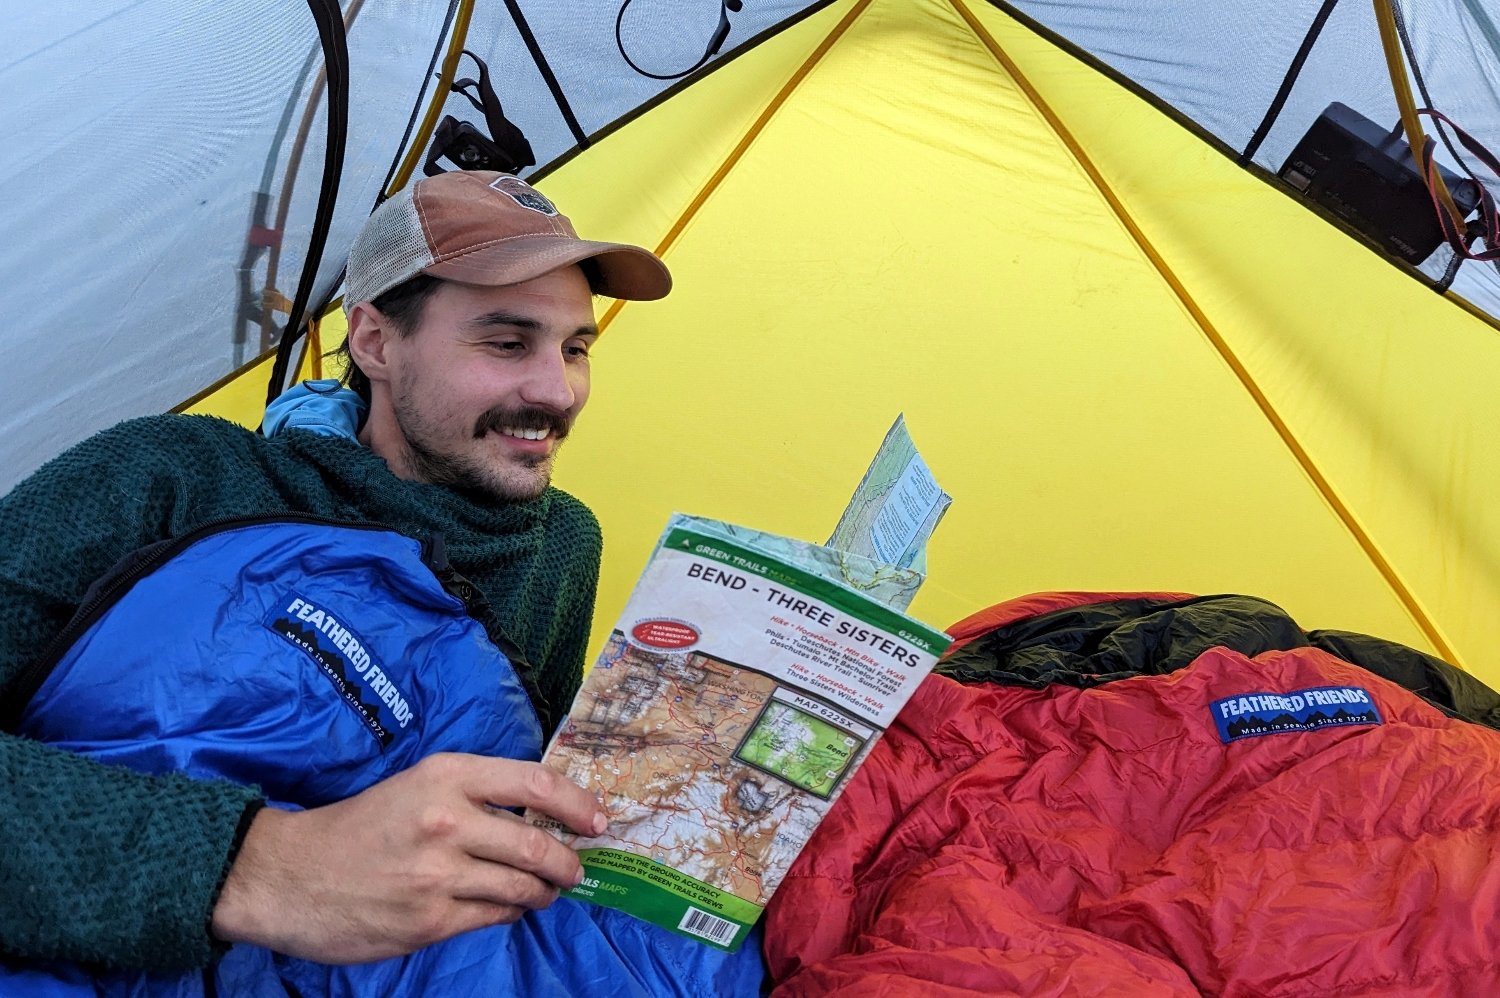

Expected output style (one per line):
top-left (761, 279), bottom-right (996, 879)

top-left (346, 302), bottom-right (393, 386)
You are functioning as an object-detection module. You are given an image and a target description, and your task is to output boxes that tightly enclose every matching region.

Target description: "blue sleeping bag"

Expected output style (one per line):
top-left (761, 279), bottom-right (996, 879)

top-left (9, 517), bottom-right (768, 996)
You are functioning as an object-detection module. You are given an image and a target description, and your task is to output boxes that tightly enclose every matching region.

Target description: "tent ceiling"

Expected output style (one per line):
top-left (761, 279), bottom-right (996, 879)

top-left (11, 0), bottom-right (1500, 684)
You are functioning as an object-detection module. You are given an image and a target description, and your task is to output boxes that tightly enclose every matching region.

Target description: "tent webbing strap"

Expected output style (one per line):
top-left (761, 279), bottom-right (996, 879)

top-left (597, 0), bottom-right (874, 335)
top-left (306, 313), bottom-right (324, 379)
top-left (950, 0), bottom-right (1463, 669)
top-left (267, 0), bottom-right (351, 406)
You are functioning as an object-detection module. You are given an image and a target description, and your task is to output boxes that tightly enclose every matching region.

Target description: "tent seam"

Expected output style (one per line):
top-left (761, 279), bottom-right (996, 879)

top-left (948, 0), bottom-right (1463, 670)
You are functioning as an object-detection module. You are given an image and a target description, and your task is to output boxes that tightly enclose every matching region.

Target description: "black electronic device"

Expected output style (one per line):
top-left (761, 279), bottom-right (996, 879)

top-left (1279, 102), bottom-right (1481, 264)
top-left (423, 50), bottom-right (535, 178)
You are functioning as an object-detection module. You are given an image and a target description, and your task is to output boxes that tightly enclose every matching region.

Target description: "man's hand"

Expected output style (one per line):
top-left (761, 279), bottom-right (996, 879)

top-left (210, 752), bottom-right (606, 963)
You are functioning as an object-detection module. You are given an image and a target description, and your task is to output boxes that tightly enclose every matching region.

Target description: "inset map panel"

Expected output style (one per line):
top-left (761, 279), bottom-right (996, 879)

top-left (736, 694), bottom-right (867, 798)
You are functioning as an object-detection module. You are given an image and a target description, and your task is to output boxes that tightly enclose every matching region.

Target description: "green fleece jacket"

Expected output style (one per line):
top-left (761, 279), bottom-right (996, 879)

top-left (0, 415), bottom-right (602, 971)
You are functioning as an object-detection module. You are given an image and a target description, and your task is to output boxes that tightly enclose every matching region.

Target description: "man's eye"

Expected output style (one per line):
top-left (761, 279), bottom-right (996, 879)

top-left (487, 340), bottom-right (524, 353)
top-left (567, 343), bottom-right (593, 359)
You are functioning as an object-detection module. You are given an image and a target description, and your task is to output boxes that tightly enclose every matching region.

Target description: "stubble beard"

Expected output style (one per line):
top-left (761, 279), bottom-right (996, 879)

top-left (392, 385), bottom-right (566, 503)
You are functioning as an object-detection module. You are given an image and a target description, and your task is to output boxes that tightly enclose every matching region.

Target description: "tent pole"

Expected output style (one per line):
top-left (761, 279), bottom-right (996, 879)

top-left (950, 0), bottom-right (1463, 668)
top-left (1373, 0), bottom-right (1465, 229)
top-left (259, 0), bottom-right (366, 357)
top-left (596, 0), bottom-right (875, 335)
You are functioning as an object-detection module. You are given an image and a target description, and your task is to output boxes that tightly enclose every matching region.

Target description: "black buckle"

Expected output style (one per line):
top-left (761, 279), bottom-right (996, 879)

top-left (423, 50), bottom-right (536, 177)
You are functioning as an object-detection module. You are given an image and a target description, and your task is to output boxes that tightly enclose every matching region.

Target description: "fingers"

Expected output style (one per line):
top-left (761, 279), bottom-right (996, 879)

top-left (441, 754), bottom-right (606, 837)
top-left (447, 899), bottom-right (530, 935)
top-left (449, 850), bottom-right (563, 911)
top-left (411, 754), bottom-right (604, 891)
top-left (400, 895), bottom-right (537, 954)
top-left (212, 756), bottom-right (605, 965)
top-left (457, 801), bottom-right (584, 891)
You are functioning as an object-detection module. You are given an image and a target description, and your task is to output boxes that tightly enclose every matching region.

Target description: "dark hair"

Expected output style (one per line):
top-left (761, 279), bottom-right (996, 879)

top-left (578, 257), bottom-right (604, 295)
top-left (329, 260), bottom-right (606, 403)
top-left (330, 273), bottom-right (445, 403)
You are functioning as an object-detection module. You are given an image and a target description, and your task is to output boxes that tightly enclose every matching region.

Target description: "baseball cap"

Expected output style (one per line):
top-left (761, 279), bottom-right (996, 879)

top-left (344, 170), bottom-right (671, 310)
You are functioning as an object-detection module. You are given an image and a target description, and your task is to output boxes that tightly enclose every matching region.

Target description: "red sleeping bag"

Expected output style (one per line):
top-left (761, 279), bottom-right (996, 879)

top-left (764, 592), bottom-right (1500, 996)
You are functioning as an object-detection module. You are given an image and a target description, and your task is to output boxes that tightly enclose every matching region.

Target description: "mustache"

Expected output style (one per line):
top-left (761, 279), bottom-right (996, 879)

top-left (472, 405), bottom-right (572, 441)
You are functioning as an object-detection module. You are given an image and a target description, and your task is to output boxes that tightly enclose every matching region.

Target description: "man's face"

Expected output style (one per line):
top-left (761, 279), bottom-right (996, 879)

top-left (371, 266), bottom-right (597, 502)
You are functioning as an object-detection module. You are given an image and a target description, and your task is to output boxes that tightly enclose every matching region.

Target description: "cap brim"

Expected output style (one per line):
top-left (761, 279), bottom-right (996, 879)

top-left (423, 234), bottom-right (672, 301)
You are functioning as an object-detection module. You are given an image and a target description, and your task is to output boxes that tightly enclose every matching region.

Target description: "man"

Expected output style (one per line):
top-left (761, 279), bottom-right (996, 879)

top-left (0, 170), bottom-right (716, 986)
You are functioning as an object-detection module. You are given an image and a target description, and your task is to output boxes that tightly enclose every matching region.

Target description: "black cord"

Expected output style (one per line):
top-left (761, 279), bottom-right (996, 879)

top-left (266, 0), bottom-right (350, 408)
top-left (615, 0), bottom-right (741, 81)
top-left (1391, 0), bottom-right (1500, 279)
top-left (376, 0), bottom-right (461, 207)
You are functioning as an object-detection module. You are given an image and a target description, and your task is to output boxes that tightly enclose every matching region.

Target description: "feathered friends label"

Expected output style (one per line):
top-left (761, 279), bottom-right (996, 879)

top-left (265, 594), bottom-right (413, 746)
top-left (1211, 686), bottom-right (1381, 743)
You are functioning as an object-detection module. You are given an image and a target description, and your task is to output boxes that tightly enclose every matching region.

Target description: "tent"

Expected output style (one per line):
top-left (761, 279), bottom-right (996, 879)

top-left (6, 0), bottom-right (1499, 684)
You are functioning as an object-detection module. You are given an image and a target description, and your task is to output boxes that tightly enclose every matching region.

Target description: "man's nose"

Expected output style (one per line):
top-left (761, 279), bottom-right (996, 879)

top-left (518, 348), bottom-right (576, 411)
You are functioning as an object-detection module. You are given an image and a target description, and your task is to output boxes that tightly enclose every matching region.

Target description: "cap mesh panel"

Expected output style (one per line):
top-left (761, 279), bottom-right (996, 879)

top-left (345, 186), bottom-right (435, 307)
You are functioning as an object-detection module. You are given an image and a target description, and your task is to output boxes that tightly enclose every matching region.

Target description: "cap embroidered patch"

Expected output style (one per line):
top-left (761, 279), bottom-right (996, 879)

top-left (488, 174), bottom-right (558, 215)
top-left (1211, 686), bottom-right (1381, 743)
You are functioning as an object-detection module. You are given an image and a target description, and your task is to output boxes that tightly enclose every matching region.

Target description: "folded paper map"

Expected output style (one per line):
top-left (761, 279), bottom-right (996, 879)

top-left (527, 418), bottom-right (952, 950)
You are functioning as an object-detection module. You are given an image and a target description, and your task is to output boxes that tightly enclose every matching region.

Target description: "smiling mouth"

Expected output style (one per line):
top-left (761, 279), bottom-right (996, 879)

top-left (498, 426), bottom-right (550, 441)
top-left (473, 406), bottom-right (570, 443)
